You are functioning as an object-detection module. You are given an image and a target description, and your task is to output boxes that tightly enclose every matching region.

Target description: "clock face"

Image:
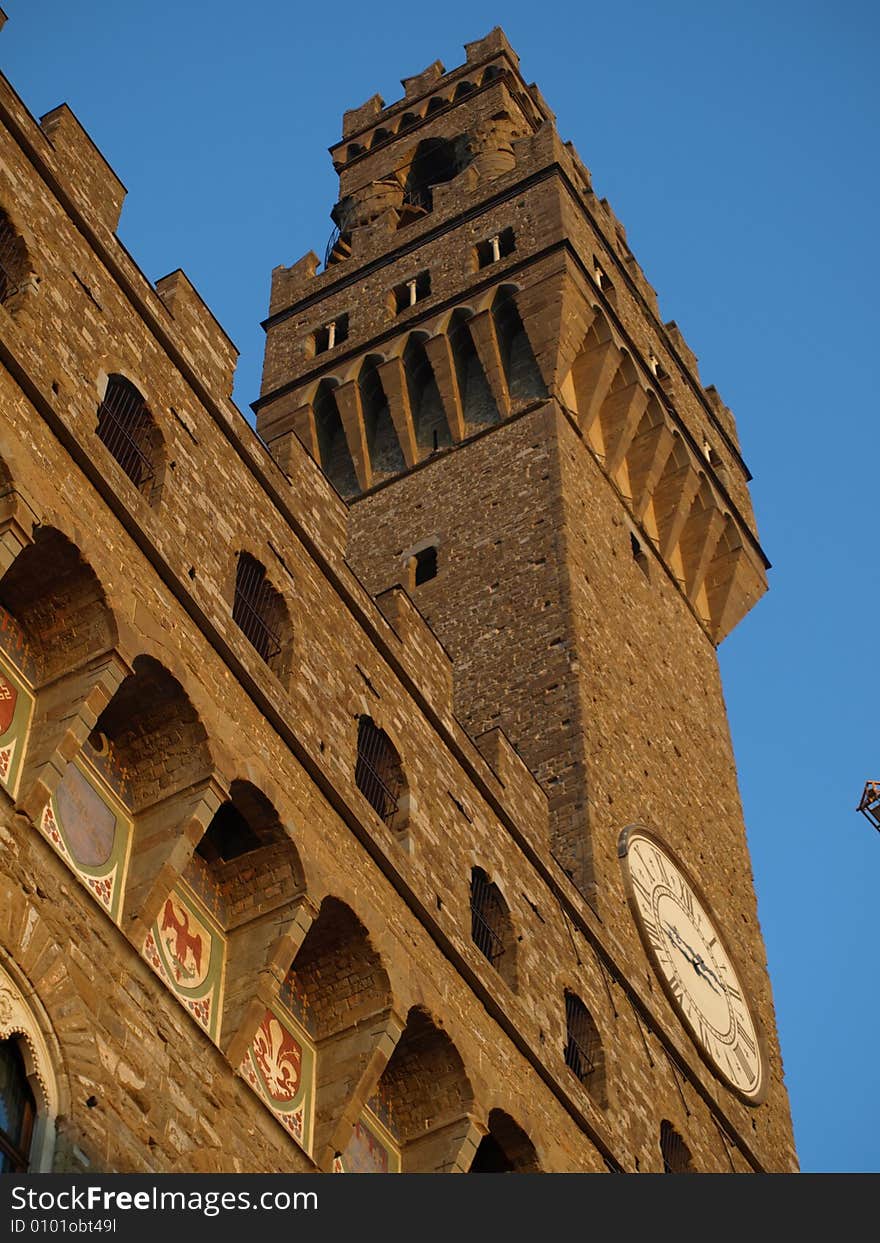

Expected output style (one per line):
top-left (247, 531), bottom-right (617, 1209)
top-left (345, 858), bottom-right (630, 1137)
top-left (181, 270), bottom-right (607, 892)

top-left (619, 828), bottom-right (766, 1103)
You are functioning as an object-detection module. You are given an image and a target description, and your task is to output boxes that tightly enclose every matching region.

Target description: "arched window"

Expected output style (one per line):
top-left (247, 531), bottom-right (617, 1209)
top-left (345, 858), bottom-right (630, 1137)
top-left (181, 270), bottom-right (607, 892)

top-left (96, 375), bottom-right (162, 498)
top-left (0, 209), bottom-right (30, 311)
top-left (355, 716), bottom-right (406, 827)
top-left (401, 138), bottom-right (461, 218)
top-left (232, 552), bottom-right (288, 668)
top-left (660, 1120), bottom-right (695, 1173)
top-left (469, 867), bottom-right (516, 987)
top-left (0, 1039), bottom-right (36, 1172)
top-left (564, 991), bottom-right (606, 1102)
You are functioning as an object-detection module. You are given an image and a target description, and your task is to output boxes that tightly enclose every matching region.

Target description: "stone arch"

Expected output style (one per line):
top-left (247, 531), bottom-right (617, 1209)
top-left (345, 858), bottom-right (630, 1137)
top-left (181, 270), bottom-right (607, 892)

top-left (279, 895), bottom-right (397, 1166)
top-left (481, 65), bottom-right (505, 84)
top-left (624, 390), bottom-right (672, 525)
top-left (448, 307), bottom-right (499, 430)
top-left (562, 308), bottom-right (617, 428)
top-left (313, 379), bottom-right (358, 498)
top-left (470, 1108), bottom-right (541, 1172)
top-left (371, 1005), bottom-right (476, 1172)
top-left (401, 137), bottom-right (463, 215)
top-left (91, 654), bottom-right (213, 813)
top-left (0, 525), bottom-right (116, 685)
top-left (95, 374), bottom-right (166, 505)
top-left (453, 80), bottom-right (476, 99)
top-left (187, 779), bottom-right (307, 1043)
top-left (403, 333), bottom-right (451, 453)
top-left (358, 354), bottom-right (405, 479)
top-left (426, 95), bottom-right (447, 114)
top-left (491, 285), bottom-right (545, 405)
top-left (194, 779), bottom-right (306, 926)
top-left (285, 896), bottom-right (391, 1042)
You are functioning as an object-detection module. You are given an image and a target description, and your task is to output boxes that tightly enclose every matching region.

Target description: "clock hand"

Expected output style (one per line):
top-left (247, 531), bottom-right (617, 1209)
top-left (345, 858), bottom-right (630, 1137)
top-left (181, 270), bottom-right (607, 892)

top-left (664, 925), bottom-right (724, 994)
top-left (662, 922), bottom-right (699, 965)
top-left (691, 956), bottom-right (723, 995)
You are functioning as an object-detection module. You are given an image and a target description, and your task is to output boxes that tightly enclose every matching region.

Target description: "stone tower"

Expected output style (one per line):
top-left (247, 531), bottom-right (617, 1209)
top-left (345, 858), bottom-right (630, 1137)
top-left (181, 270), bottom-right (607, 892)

top-left (0, 20), bottom-right (796, 1175)
top-left (255, 28), bottom-right (794, 1168)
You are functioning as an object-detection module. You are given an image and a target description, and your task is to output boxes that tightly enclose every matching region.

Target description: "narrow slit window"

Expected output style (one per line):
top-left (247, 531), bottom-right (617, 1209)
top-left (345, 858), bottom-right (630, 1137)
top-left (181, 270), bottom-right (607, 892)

top-left (413, 545), bottom-right (438, 585)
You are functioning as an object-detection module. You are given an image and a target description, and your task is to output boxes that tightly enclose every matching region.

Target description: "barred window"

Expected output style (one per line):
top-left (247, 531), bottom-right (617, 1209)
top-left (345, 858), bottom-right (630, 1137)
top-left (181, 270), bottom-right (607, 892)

top-left (470, 868), bottom-right (505, 965)
top-left (232, 553), bottom-right (287, 666)
top-left (96, 375), bottom-right (161, 496)
top-left (355, 716), bottom-right (405, 826)
top-left (660, 1120), bottom-right (695, 1173)
top-left (564, 991), bottom-right (605, 1100)
top-left (0, 209), bottom-right (29, 311)
top-left (0, 1039), bottom-right (35, 1173)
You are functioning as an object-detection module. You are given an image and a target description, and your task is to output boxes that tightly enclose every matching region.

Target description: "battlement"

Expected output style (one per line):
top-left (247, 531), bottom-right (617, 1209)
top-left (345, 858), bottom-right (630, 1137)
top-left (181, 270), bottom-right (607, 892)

top-left (39, 103), bottom-right (127, 234)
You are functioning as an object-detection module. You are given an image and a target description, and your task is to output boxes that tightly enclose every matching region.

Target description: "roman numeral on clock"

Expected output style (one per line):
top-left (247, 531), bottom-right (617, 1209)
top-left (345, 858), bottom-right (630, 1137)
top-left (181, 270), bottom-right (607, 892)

top-left (643, 917), bottom-right (668, 960)
top-left (734, 1045), bottom-right (754, 1082)
top-left (736, 1020), bottom-right (757, 1056)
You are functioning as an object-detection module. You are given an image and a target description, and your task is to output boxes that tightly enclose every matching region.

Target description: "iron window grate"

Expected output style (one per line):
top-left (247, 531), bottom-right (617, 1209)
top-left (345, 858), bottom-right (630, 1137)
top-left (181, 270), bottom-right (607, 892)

top-left (470, 869), bottom-right (506, 967)
top-left (233, 556), bottom-right (282, 662)
top-left (355, 718), bottom-right (402, 824)
top-left (96, 378), bottom-right (155, 490)
top-left (564, 992), bottom-right (601, 1083)
top-left (660, 1121), bottom-right (693, 1174)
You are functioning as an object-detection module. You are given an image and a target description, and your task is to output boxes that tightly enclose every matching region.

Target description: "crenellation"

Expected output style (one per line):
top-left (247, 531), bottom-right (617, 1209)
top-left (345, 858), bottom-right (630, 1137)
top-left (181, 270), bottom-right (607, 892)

top-left (155, 270), bottom-right (239, 402)
top-left (39, 104), bottom-right (127, 235)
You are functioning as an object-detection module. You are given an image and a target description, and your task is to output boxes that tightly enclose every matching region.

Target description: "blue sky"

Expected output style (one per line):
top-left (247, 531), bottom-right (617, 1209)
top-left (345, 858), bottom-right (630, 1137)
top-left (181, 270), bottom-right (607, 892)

top-left (3, 1), bottom-right (878, 1172)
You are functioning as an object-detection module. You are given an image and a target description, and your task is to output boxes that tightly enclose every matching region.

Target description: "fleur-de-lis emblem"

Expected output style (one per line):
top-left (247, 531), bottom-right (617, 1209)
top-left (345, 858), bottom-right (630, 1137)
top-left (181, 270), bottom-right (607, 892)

top-left (252, 1013), bottom-right (302, 1103)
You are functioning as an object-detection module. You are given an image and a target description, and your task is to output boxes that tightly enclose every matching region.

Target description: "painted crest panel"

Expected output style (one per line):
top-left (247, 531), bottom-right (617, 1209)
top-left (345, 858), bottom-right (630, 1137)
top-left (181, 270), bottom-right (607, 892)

top-left (334, 1106), bottom-right (401, 1174)
top-left (143, 883), bottom-right (225, 1043)
top-left (239, 1004), bottom-right (316, 1157)
top-left (0, 606), bottom-right (35, 799)
top-left (39, 749), bottom-right (132, 922)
